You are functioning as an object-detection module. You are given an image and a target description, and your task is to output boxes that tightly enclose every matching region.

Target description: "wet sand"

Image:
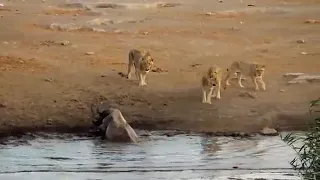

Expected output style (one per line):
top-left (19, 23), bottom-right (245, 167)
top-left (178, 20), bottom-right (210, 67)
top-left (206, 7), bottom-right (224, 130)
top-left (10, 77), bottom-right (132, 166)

top-left (0, 0), bottom-right (319, 137)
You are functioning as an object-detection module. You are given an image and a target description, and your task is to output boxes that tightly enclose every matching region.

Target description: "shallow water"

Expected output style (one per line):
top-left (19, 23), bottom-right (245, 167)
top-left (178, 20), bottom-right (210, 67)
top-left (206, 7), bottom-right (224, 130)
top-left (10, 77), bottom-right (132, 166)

top-left (0, 132), bottom-right (301, 180)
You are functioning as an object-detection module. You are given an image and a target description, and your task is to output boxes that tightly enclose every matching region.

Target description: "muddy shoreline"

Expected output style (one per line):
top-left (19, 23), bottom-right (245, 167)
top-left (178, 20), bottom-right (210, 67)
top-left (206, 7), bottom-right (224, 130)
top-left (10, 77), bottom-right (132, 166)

top-left (0, 108), bottom-right (310, 139)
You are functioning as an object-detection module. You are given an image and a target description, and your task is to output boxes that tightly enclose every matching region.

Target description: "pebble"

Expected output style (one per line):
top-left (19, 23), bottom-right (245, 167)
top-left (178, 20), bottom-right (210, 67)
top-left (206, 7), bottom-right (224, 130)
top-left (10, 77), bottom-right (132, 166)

top-left (301, 52), bottom-right (307, 55)
top-left (218, 0), bottom-right (223, 3)
top-left (0, 102), bottom-right (7, 108)
top-left (283, 72), bottom-right (305, 78)
top-left (141, 31), bottom-right (149, 35)
top-left (46, 118), bottom-right (53, 125)
top-left (259, 127), bottom-right (278, 136)
top-left (304, 19), bottom-right (318, 24)
top-left (296, 39), bottom-right (305, 44)
top-left (231, 27), bottom-right (240, 31)
top-left (247, 4), bottom-right (255, 6)
top-left (60, 40), bottom-right (70, 46)
top-left (280, 89), bottom-right (285, 92)
top-left (85, 52), bottom-right (95, 55)
top-left (205, 12), bottom-right (213, 16)
top-left (114, 29), bottom-right (124, 34)
top-left (44, 78), bottom-right (53, 82)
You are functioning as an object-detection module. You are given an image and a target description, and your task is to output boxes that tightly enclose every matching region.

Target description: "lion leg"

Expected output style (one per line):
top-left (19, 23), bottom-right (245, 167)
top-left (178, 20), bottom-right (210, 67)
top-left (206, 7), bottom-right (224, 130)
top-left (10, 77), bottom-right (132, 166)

top-left (211, 88), bottom-right (216, 98)
top-left (258, 78), bottom-right (266, 91)
top-left (206, 88), bottom-right (213, 104)
top-left (252, 77), bottom-right (259, 91)
top-left (127, 61), bottom-right (134, 79)
top-left (135, 68), bottom-right (139, 79)
top-left (225, 73), bottom-right (231, 86)
top-left (202, 89), bottom-right (207, 103)
top-left (216, 83), bottom-right (221, 99)
top-left (138, 73), bottom-right (144, 86)
top-left (238, 73), bottom-right (244, 88)
top-left (142, 73), bottom-right (147, 85)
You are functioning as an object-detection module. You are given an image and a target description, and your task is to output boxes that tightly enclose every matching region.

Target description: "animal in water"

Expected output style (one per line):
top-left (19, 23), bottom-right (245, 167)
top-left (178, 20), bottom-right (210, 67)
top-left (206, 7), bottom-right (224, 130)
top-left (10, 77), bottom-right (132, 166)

top-left (201, 65), bottom-right (225, 104)
top-left (91, 103), bottom-right (138, 143)
top-left (224, 61), bottom-right (266, 91)
top-left (127, 49), bottom-right (154, 86)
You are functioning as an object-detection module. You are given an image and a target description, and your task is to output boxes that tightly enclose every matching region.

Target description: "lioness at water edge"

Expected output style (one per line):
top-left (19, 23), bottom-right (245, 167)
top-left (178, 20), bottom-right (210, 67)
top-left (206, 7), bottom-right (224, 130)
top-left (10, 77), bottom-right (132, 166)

top-left (225, 61), bottom-right (266, 91)
top-left (127, 49), bottom-right (154, 86)
top-left (201, 65), bottom-right (225, 104)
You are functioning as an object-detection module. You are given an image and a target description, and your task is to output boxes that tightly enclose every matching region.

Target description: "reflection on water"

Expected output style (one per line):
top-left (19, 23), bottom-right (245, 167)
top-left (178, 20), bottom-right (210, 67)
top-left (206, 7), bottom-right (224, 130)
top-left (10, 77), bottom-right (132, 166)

top-left (0, 132), bottom-right (300, 179)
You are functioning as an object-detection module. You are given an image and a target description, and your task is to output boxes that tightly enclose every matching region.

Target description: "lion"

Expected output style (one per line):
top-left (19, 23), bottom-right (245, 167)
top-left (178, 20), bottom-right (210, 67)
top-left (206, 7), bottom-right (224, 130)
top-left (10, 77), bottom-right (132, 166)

top-left (224, 61), bottom-right (266, 91)
top-left (127, 49), bottom-right (154, 86)
top-left (91, 103), bottom-right (138, 143)
top-left (201, 65), bottom-right (225, 104)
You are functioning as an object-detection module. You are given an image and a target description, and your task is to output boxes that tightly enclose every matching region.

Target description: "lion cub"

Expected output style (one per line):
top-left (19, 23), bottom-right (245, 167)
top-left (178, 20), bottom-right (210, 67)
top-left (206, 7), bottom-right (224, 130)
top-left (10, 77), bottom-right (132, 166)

top-left (201, 66), bottom-right (224, 104)
top-left (127, 49), bottom-right (154, 86)
top-left (225, 61), bottom-right (266, 91)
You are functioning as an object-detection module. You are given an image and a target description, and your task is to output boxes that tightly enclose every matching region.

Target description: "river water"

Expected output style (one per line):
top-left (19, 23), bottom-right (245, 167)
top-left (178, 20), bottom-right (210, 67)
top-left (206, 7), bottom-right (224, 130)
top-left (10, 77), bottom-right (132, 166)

top-left (0, 132), bottom-right (301, 180)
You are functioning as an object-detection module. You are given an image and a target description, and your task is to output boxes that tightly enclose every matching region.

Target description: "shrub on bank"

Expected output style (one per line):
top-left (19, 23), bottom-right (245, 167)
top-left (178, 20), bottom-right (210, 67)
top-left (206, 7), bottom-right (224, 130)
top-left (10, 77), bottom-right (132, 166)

top-left (282, 98), bottom-right (320, 180)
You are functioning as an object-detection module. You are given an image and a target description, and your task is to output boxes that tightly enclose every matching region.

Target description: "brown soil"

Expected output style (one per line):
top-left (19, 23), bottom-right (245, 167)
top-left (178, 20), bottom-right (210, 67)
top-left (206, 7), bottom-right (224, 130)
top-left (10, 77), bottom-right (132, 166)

top-left (0, 0), bottom-right (319, 138)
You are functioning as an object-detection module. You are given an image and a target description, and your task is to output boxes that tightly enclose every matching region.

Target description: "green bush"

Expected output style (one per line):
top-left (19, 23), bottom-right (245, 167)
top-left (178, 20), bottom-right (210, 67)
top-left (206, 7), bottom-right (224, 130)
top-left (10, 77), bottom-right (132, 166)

top-left (282, 98), bottom-right (320, 180)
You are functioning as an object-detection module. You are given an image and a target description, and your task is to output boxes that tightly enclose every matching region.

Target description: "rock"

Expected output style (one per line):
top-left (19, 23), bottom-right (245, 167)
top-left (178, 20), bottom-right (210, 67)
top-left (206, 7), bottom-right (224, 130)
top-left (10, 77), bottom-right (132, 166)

top-left (289, 74), bottom-right (320, 84)
top-left (247, 4), bottom-right (255, 6)
top-left (91, 28), bottom-right (106, 33)
top-left (190, 63), bottom-right (201, 68)
top-left (232, 166), bottom-right (239, 169)
top-left (231, 27), bottom-right (241, 31)
top-left (49, 23), bottom-right (81, 32)
top-left (205, 12), bottom-right (214, 16)
top-left (140, 132), bottom-right (152, 137)
top-left (151, 67), bottom-right (168, 73)
top-left (141, 31), bottom-right (149, 35)
top-left (218, 0), bottom-right (223, 2)
top-left (283, 72), bottom-right (305, 78)
top-left (228, 178), bottom-right (243, 180)
top-left (86, 18), bottom-right (114, 26)
top-left (95, 3), bottom-right (126, 9)
top-left (114, 29), bottom-right (124, 34)
top-left (296, 39), bottom-right (305, 44)
top-left (44, 78), bottom-right (53, 82)
top-left (304, 19), bottom-right (319, 24)
top-left (259, 127), bottom-right (278, 136)
top-left (238, 92), bottom-right (257, 99)
top-left (288, 79), bottom-right (308, 84)
top-left (60, 40), bottom-right (70, 46)
top-left (280, 89), bottom-right (285, 92)
top-left (157, 3), bottom-right (181, 8)
top-left (46, 118), bottom-right (53, 125)
top-left (2, 41), bottom-right (8, 45)
top-left (301, 52), bottom-right (307, 55)
top-left (85, 52), bottom-right (94, 55)
top-left (0, 102), bottom-right (7, 108)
